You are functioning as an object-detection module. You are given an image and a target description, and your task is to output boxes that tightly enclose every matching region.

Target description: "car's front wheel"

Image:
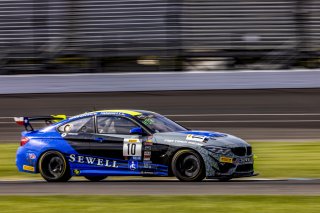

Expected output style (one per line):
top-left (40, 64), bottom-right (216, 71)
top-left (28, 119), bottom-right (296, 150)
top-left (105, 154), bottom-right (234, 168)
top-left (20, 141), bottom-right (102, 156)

top-left (84, 176), bottom-right (108, 182)
top-left (171, 149), bottom-right (206, 182)
top-left (38, 151), bottom-right (71, 182)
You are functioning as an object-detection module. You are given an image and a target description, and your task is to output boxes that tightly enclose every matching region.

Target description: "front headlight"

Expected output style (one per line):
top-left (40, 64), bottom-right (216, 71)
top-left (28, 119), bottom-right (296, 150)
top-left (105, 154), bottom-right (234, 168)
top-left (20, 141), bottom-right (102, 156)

top-left (205, 146), bottom-right (231, 155)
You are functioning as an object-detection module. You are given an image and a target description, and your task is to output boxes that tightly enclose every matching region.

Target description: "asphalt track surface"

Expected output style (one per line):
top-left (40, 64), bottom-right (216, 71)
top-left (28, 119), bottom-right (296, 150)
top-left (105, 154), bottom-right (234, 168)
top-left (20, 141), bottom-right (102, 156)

top-left (1, 179), bottom-right (320, 195)
top-left (1, 88), bottom-right (320, 141)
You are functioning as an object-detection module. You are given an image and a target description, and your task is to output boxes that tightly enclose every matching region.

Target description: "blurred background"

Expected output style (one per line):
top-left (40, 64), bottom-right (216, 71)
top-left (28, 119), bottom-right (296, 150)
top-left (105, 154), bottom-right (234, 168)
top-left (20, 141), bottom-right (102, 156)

top-left (1, 1), bottom-right (320, 207)
top-left (0, 0), bottom-right (320, 142)
top-left (0, 0), bottom-right (320, 74)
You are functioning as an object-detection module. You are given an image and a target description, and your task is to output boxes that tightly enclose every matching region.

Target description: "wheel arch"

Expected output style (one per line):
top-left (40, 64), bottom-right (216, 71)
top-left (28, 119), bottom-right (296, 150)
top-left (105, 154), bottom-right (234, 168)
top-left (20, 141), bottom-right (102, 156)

top-left (36, 149), bottom-right (68, 173)
top-left (168, 147), bottom-right (206, 176)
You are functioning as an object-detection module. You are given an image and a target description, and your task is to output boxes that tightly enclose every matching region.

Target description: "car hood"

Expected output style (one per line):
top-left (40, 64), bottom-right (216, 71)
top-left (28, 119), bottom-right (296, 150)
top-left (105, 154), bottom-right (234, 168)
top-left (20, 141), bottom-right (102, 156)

top-left (153, 130), bottom-right (250, 148)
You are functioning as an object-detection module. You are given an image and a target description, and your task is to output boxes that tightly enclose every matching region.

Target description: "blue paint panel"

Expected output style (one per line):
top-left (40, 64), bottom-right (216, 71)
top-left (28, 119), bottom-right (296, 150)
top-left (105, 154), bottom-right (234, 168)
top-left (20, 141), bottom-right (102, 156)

top-left (67, 153), bottom-right (168, 176)
top-left (181, 130), bottom-right (226, 137)
top-left (16, 131), bottom-right (169, 177)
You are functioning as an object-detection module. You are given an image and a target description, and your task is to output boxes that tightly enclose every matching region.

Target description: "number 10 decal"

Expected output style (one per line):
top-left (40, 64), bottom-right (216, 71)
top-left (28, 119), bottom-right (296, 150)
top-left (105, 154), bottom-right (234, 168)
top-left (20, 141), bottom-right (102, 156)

top-left (127, 143), bottom-right (136, 155)
top-left (123, 139), bottom-right (142, 157)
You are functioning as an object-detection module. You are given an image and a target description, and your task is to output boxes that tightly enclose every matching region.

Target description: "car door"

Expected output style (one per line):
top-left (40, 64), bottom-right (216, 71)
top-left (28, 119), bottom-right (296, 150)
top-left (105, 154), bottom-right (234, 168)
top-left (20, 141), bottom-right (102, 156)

top-left (58, 116), bottom-right (95, 155)
top-left (91, 115), bottom-right (144, 162)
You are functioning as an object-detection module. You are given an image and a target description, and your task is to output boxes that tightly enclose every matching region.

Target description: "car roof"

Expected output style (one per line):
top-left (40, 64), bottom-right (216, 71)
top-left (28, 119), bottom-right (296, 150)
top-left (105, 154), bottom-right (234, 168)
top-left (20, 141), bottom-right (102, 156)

top-left (95, 110), bottom-right (143, 116)
top-left (68, 109), bottom-right (158, 120)
top-left (96, 109), bottom-right (158, 116)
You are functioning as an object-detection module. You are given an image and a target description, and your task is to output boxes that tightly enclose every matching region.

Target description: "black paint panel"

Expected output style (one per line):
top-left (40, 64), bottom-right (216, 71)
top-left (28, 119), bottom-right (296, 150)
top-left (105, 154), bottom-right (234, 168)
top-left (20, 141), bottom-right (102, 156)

top-left (90, 134), bottom-right (125, 159)
top-left (63, 133), bottom-right (93, 155)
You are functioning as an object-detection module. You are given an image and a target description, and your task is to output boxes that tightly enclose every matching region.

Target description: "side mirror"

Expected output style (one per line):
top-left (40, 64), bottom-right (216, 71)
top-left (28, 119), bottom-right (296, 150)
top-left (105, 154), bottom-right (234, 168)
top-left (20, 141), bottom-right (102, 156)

top-left (130, 127), bottom-right (145, 135)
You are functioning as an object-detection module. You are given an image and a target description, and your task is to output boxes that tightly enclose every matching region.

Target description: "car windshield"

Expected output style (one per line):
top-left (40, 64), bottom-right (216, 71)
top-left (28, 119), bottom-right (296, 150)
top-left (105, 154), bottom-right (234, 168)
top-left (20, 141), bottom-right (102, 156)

top-left (135, 112), bottom-right (187, 133)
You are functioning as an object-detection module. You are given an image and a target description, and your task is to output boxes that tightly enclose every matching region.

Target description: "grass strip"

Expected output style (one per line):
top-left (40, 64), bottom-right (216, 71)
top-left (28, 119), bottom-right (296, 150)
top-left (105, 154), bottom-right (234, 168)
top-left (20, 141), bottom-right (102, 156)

top-left (251, 142), bottom-right (320, 178)
top-left (0, 195), bottom-right (320, 213)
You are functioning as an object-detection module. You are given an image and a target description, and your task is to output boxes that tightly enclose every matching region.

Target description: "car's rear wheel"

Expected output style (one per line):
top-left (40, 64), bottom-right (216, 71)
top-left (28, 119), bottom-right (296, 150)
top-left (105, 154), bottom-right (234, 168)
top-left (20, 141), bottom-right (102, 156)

top-left (39, 151), bottom-right (71, 182)
top-left (171, 149), bottom-right (206, 182)
top-left (84, 176), bottom-right (108, 182)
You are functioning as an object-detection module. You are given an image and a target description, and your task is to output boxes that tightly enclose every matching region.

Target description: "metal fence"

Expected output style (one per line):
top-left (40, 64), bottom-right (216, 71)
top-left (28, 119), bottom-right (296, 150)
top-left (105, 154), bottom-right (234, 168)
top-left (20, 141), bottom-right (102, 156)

top-left (0, 0), bottom-right (319, 74)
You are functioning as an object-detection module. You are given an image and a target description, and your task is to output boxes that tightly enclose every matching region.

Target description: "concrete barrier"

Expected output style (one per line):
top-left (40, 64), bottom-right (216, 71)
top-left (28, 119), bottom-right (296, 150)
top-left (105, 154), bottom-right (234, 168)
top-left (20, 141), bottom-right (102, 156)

top-left (0, 69), bottom-right (320, 94)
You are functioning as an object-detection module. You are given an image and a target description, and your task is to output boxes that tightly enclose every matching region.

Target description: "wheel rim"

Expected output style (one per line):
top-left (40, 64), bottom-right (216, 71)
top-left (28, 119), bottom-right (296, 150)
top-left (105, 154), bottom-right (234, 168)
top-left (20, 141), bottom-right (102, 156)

top-left (48, 156), bottom-right (64, 178)
top-left (176, 153), bottom-right (201, 178)
top-left (41, 153), bottom-right (66, 180)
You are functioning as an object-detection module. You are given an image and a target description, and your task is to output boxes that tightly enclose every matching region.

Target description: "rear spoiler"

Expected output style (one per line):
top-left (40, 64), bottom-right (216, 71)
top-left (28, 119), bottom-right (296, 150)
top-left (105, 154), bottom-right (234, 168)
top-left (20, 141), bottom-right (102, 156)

top-left (14, 115), bottom-right (67, 131)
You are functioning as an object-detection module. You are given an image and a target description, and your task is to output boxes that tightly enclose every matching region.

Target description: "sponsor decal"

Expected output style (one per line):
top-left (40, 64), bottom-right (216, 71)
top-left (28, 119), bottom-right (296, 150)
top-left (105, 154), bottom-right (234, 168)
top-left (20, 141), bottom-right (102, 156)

top-left (143, 162), bottom-right (153, 169)
top-left (129, 160), bottom-right (138, 171)
top-left (219, 156), bottom-right (233, 164)
top-left (142, 118), bottom-right (154, 126)
top-left (69, 111), bottom-right (131, 122)
top-left (144, 151), bottom-right (151, 156)
top-left (237, 157), bottom-right (253, 164)
top-left (124, 138), bottom-right (141, 143)
top-left (144, 142), bottom-right (153, 146)
top-left (97, 110), bottom-right (142, 116)
top-left (144, 155), bottom-right (151, 161)
top-left (141, 171), bottom-right (154, 175)
top-left (23, 165), bottom-right (35, 172)
top-left (73, 169), bottom-right (81, 175)
top-left (143, 150), bottom-right (152, 161)
top-left (69, 112), bottom-right (95, 120)
top-left (144, 146), bottom-right (152, 151)
top-left (144, 156), bottom-right (151, 161)
top-left (27, 153), bottom-right (36, 160)
top-left (164, 139), bottom-right (203, 146)
top-left (68, 154), bottom-right (118, 168)
top-left (26, 152), bottom-right (36, 165)
top-left (186, 134), bottom-right (208, 143)
top-left (132, 156), bottom-right (142, 161)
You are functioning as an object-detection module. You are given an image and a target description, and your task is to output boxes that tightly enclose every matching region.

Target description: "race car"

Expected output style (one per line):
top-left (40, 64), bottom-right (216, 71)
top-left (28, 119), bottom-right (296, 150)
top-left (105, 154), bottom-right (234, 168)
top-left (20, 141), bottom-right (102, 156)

top-left (15, 110), bottom-right (256, 182)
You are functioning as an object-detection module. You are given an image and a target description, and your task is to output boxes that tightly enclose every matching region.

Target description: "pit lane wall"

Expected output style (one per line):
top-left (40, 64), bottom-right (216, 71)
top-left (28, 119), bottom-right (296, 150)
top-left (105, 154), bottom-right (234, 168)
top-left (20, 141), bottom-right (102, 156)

top-left (1, 70), bottom-right (320, 94)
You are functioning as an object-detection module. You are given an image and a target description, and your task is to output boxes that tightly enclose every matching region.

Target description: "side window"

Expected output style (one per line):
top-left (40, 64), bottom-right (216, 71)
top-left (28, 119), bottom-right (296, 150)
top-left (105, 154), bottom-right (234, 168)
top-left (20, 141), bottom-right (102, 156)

top-left (97, 116), bottom-right (138, 134)
top-left (58, 117), bottom-right (94, 134)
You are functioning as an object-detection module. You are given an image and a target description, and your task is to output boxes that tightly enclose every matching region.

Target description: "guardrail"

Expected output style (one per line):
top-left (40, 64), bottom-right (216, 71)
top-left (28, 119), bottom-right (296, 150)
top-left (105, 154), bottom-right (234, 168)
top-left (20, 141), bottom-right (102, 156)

top-left (0, 70), bottom-right (320, 94)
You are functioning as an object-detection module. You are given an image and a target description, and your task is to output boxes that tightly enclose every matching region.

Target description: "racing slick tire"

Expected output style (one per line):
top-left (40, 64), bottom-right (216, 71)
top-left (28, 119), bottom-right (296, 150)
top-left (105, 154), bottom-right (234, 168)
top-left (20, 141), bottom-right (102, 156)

top-left (38, 151), bottom-right (71, 182)
top-left (84, 176), bottom-right (108, 182)
top-left (171, 149), bottom-right (206, 182)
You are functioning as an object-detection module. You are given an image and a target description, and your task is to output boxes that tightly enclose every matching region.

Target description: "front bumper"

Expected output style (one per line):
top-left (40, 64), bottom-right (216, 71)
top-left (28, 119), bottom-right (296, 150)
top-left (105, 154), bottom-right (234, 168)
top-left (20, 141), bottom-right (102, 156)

top-left (207, 172), bottom-right (259, 180)
top-left (209, 154), bottom-right (256, 178)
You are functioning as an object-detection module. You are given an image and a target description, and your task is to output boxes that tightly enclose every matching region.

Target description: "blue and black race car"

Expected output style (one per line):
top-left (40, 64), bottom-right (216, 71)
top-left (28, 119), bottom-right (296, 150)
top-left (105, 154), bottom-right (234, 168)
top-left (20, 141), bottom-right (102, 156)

top-left (15, 110), bottom-right (256, 182)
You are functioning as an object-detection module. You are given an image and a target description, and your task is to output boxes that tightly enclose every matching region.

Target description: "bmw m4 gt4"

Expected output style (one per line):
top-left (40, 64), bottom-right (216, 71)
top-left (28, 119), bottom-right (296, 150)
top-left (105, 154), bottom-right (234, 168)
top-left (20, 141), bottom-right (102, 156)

top-left (15, 110), bottom-right (257, 182)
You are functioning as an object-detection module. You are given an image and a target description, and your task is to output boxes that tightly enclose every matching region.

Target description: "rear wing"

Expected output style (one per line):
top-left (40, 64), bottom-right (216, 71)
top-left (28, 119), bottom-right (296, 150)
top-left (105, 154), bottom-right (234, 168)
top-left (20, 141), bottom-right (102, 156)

top-left (14, 115), bottom-right (67, 131)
